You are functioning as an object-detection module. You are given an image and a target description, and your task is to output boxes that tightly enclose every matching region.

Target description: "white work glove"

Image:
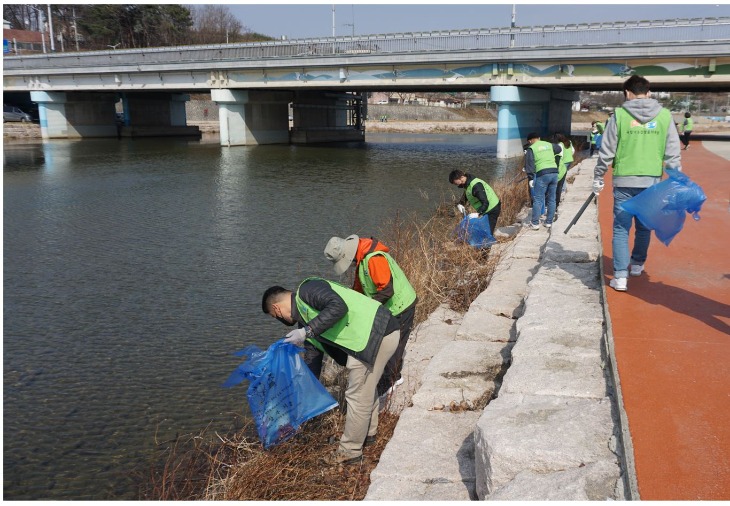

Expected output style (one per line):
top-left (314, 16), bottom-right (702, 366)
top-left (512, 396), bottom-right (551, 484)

top-left (284, 327), bottom-right (307, 346)
top-left (592, 178), bottom-right (605, 194)
top-left (468, 212), bottom-right (479, 219)
top-left (456, 204), bottom-right (466, 215)
top-left (529, 179), bottom-right (534, 188)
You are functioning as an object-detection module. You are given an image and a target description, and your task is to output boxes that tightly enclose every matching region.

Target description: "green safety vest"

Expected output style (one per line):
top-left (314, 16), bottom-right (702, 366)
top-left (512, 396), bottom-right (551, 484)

top-left (612, 107), bottom-right (671, 177)
top-left (295, 277), bottom-right (380, 354)
top-left (684, 117), bottom-right (694, 131)
top-left (558, 142), bottom-right (573, 180)
top-left (529, 140), bottom-right (558, 172)
top-left (358, 250), bottom-right (417, 316)
top-left (466, 176), bottom-right (500, 213)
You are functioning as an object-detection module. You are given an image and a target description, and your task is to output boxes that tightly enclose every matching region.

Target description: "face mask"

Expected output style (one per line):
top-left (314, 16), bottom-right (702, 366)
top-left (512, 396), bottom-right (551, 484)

top-left (458, 183), bottom-right (466, 188)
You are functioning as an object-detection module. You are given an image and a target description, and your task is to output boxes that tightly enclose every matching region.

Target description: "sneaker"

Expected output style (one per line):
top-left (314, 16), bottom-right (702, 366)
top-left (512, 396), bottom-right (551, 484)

top-left (629, 264), bottom-right (644, 277)
top-left (384, 377), bottom-right (404, 395)
top-left (609, 277), bottom-right (627, 292)
top-left (322, 452), bottom-right (363, 466)
top-left (529, 223), bottom-right (540, 230)
top-left (363, 435), bottom-right (377, 447)
top-left (544, 223), bottom-right (552, 229)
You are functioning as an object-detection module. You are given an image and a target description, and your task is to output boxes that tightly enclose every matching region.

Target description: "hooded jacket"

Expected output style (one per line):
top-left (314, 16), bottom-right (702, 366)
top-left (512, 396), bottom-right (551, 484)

top-left (353, 238), bottom-right (394, 303)
top-left (595, 98), bottom-right (682, 188)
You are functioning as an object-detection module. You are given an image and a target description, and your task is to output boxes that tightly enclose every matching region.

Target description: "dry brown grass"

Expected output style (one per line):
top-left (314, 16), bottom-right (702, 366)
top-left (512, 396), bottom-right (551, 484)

top-left (140, 158), bottom-right (532, 500)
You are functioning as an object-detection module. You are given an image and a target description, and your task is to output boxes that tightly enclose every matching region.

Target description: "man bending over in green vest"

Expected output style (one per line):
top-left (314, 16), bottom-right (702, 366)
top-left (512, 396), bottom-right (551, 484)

top-left (448, 169), bottom-right (502, 234)
top-left (324, 235), bottom-right (418, 397)
top-left (262, 278), bottom-right (400, 465)
top-left (593, 75), bottom-right (682, 292)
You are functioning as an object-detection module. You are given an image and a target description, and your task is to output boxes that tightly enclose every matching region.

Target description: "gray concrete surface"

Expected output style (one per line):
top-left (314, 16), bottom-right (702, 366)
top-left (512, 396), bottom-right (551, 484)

top-left (365, 156), bottom-right (627, 501)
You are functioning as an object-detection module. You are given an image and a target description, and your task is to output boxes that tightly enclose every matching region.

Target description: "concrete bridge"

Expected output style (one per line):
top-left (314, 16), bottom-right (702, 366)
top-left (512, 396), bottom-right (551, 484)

top-left (4, 17), bottom-right (729, 157)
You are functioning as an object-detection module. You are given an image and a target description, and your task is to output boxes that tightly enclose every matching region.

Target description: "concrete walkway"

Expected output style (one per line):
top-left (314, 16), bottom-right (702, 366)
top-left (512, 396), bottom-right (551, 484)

top-left (366, 158), bottom-right (626, 500)
top-left (598, 139), bottom-right (730, 500)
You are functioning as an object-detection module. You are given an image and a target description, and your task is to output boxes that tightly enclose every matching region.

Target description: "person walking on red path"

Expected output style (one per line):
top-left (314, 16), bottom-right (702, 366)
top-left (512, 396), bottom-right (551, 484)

top-left (324, 235), bottom-right (417, 397)
top-left (592, 74), bottom-right (683, 292)
top-left (262, 278), bottom-right (399, 465)
top-left (680, 111), bottom-right (694, 150)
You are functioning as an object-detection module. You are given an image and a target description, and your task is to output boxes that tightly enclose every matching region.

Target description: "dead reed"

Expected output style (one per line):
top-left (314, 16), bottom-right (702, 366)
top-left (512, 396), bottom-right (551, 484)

top-left (140, 158), bottom-right (532, 500)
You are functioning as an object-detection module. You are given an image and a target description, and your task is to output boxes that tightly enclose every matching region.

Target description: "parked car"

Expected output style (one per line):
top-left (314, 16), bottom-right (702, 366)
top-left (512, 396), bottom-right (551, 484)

top-left (4, 105), bottom-right (33, 123)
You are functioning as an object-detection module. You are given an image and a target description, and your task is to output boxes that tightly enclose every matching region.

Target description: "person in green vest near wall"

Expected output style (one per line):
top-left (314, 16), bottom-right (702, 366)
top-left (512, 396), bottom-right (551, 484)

top-left (524, 132), bottom-right (563, 230)
top-left (554, 133), bottom-right (575, 220)
top-left (681, 111), bottom-right (694, 150)
top-left (323, 235), bottom-right (417, 397)
top-left (448, 169), bottom-right (502, 235)
top-left (593, 75), bottom-right (682, 292)
top-left (262, 277), bottom-right (400, 465)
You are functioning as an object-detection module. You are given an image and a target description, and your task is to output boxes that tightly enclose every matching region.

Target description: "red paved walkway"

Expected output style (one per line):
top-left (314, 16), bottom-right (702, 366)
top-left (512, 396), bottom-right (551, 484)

top-left (598, 141), bottom-right (730, 500)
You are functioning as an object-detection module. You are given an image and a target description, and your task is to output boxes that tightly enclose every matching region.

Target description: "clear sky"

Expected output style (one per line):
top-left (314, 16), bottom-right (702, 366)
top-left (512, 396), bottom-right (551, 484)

top-left (224, 2), bottom-right (730, 40)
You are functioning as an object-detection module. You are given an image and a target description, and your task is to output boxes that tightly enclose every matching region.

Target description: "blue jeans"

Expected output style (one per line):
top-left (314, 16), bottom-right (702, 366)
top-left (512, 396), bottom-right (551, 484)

top-left (613, 187), bottom-right (651, 278)
top-left (531, 172), bottom-right (558, 225)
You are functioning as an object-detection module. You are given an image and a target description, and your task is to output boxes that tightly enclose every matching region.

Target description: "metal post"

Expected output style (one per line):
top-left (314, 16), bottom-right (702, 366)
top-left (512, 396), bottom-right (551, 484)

top-left (47, 4), bottom-right (55, 51)
top-left (73, 8), bottom-right (79, 51)
top-left (41, 32), bottom-right (46, 53)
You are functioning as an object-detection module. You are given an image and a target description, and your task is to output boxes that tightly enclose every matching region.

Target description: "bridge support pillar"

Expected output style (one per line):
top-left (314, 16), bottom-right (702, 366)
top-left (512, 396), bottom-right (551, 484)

top-left (211, 89), bottom-right (292, 146)
top-left (290, 91), bottom-right (365, 144)
top-left (491, 86), bottom-right (578, 158)
top-left (31, 91), bottom-right (119, 139)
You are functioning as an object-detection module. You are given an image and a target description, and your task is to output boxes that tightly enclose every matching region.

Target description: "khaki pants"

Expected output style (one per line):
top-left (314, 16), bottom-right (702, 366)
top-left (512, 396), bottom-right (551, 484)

top-left (338, 330), bottom-right (399, 459)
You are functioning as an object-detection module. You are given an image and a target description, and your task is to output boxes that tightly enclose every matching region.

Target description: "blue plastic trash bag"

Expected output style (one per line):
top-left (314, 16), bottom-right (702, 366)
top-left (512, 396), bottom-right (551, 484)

top-left (455, 214), bottom-right (497, 249)
top-left (619, 169), bottom-right (707, 246)
top-left (223, 340), bottom-right (338, 449)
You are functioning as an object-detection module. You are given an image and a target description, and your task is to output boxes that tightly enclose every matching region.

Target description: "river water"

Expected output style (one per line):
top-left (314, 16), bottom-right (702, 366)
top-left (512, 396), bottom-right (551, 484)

top-left (3, 132), bottom-right (510, 499)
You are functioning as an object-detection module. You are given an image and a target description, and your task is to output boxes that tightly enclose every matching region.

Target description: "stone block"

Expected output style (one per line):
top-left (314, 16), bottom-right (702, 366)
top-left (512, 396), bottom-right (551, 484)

top-left (456, 310), bottom-right (516, 343)
top-left (543, 235), bottom-right (601, 263)
top-left (411, 341), bottom-right (511, 410)
top-left (369, 408), bottom-right (481, 489)
top-left (486, 459), bottom-right (624, 500)
top-left (366, 474), bottom-right (475, 501)
top-left (474, 393), bottom-right (617, 498)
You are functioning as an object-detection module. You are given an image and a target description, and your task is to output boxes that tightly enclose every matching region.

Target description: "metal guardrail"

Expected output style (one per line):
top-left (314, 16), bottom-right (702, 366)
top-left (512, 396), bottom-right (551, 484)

top-left (4, 17), bottom-right (730, 71)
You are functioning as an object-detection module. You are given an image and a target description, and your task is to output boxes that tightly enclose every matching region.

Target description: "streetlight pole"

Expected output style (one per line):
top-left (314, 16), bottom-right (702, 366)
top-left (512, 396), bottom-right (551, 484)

top-left (510, 4), bottom-right (516, 48)
top-left (72, 8), bottom-right (79, 51)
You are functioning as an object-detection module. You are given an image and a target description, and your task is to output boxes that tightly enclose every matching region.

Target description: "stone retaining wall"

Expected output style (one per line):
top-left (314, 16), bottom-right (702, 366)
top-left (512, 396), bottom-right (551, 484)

top-left (365, 157), bottom-right (629, 501)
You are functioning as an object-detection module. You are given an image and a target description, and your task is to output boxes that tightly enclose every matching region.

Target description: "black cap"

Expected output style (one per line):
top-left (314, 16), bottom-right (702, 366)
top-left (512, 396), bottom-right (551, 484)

top-left (526, 132), bottom-right (540, 141)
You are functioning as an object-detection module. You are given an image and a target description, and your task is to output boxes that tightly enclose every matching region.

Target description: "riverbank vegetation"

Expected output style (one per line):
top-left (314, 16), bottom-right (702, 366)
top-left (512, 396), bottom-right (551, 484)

top-left (139, 158), bottom-right (541, 500)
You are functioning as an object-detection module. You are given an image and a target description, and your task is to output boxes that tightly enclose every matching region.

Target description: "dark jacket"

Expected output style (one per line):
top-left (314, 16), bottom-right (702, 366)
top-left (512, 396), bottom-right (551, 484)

top-left (458, 173), bottom-right (492, 215)
top-left (292, 278), bottom-right (399, 369)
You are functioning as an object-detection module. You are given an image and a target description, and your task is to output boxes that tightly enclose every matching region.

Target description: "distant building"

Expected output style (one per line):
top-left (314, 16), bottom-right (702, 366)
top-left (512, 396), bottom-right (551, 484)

top-left (4, 27), bottom-right (45, 54)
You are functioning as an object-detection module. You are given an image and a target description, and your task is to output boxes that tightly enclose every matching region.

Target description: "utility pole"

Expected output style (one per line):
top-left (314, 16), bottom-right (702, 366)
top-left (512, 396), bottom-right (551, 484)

top-left (47, 4), bottom-right (55, 51)
top-left (510, 4), bottom-right (516, 48)
top-left (72, 8), bottom-right (79, 51)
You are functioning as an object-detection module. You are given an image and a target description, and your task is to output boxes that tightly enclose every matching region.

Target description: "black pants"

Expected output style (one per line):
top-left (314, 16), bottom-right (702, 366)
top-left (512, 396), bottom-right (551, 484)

top-left (555, 176), bottom-right (566, 209)
top-left (376, 302), bottom-right (416, 396)
top-left (485, 202), bottom-right (501, 235)
top-left (682, 130), bottom-right (692, 148)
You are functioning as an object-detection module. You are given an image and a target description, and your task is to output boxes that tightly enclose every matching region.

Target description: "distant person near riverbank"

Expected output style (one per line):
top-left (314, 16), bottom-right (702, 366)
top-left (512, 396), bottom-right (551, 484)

top-left (448, 169), bottom-right (501, 234)
top-left (592, 74), bottom-right (682, 292)
top-left (554, 133), bottom-right (575, 219)
top-left (324, 235), bottom-right (418, 397)
top-left (524, 133), bottom-right (563, 230)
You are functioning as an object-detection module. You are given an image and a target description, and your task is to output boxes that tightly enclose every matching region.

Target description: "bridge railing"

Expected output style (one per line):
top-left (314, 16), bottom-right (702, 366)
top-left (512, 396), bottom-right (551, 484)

top-left (4, 17), bottom-right (729, 71)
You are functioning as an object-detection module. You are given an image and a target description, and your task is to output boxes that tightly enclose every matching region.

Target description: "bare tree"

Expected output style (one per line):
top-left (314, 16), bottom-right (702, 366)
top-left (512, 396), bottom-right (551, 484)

top-left (189, 4), bottom-right (242, 44)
